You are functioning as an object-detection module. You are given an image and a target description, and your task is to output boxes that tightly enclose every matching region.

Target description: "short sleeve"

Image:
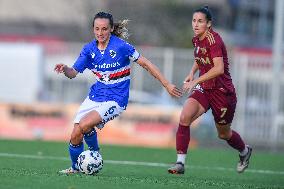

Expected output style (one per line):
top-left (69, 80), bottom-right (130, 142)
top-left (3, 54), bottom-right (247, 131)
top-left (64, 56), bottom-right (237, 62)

top-left (210, 41), bottom-right (223, 58)
top-left (72, 45), bottom-right (90, 73)
top-left (124, 42), bottom-right (140, 62)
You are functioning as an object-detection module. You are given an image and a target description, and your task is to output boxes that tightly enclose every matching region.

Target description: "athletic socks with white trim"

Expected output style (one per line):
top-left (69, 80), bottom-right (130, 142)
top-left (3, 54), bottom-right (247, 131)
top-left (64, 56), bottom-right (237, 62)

top-left (177, 154), bottom-right (186, 165)
top-left (239, 145), bottom-right (249, 156)
top-left (84, 128), bottom-right (99, 151)
top-left (69, 142), bottom-right (84, 170)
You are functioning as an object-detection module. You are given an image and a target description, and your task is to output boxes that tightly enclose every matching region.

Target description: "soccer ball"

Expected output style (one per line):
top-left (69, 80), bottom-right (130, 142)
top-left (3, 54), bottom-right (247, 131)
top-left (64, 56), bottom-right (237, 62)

top-left (77, 150), bottom-right (103, 175)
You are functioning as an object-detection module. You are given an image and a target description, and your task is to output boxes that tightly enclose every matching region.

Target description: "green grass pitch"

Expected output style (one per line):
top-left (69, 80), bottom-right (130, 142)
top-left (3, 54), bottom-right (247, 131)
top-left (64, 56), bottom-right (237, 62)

top-left (0, 139), bottom-right (283, 189)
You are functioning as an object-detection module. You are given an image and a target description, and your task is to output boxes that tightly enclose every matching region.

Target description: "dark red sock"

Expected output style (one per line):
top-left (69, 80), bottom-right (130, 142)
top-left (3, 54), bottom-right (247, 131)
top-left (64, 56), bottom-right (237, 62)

top-left (176, 124), bottom-right (190, 154)
top-left (226, 130), bottom-right (245, 152)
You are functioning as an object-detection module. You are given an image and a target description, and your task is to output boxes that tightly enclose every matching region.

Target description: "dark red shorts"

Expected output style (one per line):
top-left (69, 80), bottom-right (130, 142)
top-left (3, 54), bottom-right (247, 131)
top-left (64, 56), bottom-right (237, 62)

top-left (190, 87), bottom-right (237, 125)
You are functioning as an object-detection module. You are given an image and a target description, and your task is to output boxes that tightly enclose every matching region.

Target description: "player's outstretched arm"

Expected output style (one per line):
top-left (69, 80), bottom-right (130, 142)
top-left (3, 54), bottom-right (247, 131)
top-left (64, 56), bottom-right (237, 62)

top-left (54, 63), bottom-right (78, 79)
top-left (136, 56), bottom-right (182, 98)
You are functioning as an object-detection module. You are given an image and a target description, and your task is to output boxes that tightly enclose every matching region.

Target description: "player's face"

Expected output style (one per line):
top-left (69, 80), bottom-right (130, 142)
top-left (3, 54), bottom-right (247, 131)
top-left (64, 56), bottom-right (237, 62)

top-left (192, 12), bottom-right (211, 39)
top-left (93, 18), bottom-right (114, 44)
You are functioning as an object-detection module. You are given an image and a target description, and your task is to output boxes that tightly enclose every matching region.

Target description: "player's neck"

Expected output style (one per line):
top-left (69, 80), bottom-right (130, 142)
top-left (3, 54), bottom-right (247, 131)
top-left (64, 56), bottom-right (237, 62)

top-left (98, 41), bottom-right (109, 50)
top-left (199, 29), bottom-right (208, 41)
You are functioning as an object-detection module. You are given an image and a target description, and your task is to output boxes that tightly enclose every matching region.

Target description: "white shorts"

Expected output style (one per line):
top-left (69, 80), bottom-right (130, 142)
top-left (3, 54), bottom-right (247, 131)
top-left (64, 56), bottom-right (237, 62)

top-left (74, 97), bottom-right (125, 129)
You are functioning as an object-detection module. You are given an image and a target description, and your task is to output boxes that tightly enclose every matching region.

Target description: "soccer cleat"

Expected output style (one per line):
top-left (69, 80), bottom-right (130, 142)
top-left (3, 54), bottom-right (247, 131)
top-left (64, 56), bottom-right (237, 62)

top-left (168, 162), bottom-right (185, 174)
top-left (58, 167), bottom-right (80, 174)
top-left (237, 145), bottom-right (252, 173)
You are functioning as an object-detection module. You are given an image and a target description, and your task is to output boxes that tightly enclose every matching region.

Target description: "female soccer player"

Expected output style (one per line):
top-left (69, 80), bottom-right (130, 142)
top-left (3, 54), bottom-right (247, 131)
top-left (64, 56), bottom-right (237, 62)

top-left (168, 6), bottom-right (252, 174)
top-left (55, 12), bottom-right (182, 174)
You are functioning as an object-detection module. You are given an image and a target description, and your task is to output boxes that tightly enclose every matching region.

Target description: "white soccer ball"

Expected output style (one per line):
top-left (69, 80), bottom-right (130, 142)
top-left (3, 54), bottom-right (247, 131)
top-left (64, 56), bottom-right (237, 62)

top-left (77, 150), bottom-right (103, 175)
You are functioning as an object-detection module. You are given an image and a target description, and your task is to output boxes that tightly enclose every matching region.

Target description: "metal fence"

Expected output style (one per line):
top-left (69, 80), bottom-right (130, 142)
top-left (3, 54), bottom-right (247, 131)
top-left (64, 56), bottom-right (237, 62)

top-left (232, 51), bottom-right (284, 150)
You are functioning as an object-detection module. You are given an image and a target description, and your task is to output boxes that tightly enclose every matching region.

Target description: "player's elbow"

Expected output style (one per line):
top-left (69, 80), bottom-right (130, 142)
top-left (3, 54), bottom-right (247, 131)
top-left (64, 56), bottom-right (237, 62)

top-left (137, 56), bottom-right (152, 69)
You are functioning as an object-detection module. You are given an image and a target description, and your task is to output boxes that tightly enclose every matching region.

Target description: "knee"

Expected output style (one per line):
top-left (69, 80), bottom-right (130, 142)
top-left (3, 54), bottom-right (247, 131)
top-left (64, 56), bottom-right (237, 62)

top-left (78, 119), bottom-right (93, 134)
top-left (218, 133), bottom-right (231, 140)
top-left (179, 114), bottom-right (193, 126)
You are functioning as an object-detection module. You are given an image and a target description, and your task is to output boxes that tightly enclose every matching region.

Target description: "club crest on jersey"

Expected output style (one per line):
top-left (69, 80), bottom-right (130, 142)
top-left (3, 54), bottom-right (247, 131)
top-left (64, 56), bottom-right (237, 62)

top-left (109, 50), bottom-right (116, 58)
top-left (200, 48), bottom-right (207, 54)
top-left (91, 52), bottom-right (96, 59)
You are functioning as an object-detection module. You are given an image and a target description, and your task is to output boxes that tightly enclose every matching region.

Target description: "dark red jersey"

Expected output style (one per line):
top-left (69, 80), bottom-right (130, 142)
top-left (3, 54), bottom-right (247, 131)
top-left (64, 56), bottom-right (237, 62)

top-left (192, 29), bottom-right (235, 93)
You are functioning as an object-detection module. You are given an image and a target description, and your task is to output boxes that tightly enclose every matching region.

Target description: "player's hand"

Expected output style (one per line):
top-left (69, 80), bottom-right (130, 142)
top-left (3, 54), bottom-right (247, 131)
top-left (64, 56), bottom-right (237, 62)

top-left (184, 72), bottom-right (194, 83)
top-left (183, 80), bottom-right (198, 94)
top-left (54, 63), bottom-right (67, 74)
top-left (166, 83), bottom-right (183, 98)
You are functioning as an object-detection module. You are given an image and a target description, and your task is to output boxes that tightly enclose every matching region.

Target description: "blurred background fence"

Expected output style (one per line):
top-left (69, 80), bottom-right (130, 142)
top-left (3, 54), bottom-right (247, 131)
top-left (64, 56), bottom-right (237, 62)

top-left (0, 0), bottom-right (283, 151)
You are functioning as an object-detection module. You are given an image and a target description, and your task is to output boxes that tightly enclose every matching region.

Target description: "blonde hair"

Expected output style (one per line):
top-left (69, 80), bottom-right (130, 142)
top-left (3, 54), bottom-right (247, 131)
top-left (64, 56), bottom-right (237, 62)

top-left (112, 19), bottom-right (130, 39)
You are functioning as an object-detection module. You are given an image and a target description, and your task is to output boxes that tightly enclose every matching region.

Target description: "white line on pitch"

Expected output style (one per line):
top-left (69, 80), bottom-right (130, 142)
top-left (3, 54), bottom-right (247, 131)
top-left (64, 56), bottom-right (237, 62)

top-left (0, 152), bottom-right (283, 175)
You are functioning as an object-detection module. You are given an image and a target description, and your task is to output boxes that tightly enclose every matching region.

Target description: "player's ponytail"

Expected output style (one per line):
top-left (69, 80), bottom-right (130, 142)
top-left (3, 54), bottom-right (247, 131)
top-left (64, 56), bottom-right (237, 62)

top-left (112, 19), bottom-right (130, 39)
top-left (93, 12), bottom-right (129, 39)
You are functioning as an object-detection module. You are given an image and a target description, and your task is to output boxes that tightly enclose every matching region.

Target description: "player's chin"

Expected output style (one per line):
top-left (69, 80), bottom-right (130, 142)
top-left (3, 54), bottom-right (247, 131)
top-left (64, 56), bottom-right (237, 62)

top-left (96, 37), bottom-right (105, 43)
top-left (97, 39), bottom-right (104, 43)
top-left (194, 31), bottom-right (200, 36)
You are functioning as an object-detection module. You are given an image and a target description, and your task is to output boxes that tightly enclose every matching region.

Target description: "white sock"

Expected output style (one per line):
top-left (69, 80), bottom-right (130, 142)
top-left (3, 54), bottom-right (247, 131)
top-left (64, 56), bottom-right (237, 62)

top-left (177, 154), bottom-right (187, 164)
top-left (240, 145), bottom-right (248, 156)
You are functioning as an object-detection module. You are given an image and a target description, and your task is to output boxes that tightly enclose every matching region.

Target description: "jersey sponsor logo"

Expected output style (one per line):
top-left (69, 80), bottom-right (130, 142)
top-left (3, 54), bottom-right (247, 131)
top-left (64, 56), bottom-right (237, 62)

top-left (109, 50), bottom-right (116, 58)
top-left (94, 62), bottom-right (121, 69)
top-left (195, 57), bottom-right (211, 65)
top-left (91, 52), bottom-right (96, 59)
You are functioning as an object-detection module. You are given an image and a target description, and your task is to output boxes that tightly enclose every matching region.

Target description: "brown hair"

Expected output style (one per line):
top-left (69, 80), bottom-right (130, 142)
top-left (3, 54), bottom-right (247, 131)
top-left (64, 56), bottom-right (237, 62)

top-left (194, 6), bottom-right (212, 22)
top-left (93, 12), bottom-right (130, 39)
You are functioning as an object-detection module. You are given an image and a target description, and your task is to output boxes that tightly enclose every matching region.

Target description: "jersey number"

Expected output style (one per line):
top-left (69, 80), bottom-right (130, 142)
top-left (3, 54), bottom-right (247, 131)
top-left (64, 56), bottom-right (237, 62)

top-left (220, 108), bottom-right (227, 118)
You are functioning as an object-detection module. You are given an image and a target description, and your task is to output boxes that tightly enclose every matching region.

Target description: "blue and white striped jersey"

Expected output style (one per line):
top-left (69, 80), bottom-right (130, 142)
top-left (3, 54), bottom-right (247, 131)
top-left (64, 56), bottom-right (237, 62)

top-left (73, 35), bottom-right (140, 108)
